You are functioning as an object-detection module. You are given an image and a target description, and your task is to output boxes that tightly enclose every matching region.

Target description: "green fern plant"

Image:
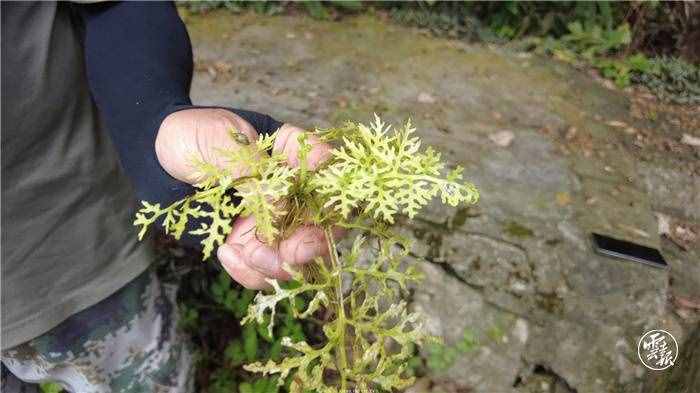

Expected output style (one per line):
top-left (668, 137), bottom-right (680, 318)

top-left (135, 115), bottom-right (479, 392)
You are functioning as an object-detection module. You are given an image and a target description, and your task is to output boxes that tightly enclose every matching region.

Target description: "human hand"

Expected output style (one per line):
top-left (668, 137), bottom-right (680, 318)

top-left (156, 108), bottom-right (339, 288)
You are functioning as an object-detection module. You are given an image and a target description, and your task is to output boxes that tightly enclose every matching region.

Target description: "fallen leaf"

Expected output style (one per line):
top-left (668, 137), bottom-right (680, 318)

top-left (675, 224), bottom-right (698, 244)
top-left (214, 61), bottom-right (232, 74)
top-left (676, 307), bottom-right (694, 320)
top-left (417, 92), bottom-right (436, 104)
top-left (555, 192), bottom-right (571, 206)
top-left (674, 295), bottom-right (700, 310)
top-left (489, 131), bottom-right (514, 147)
top-left (606, 120), bottom-right (628, 128)
top-left (601, 79), bottom-right (617, 90)
top-left (207, 65), bottom-right (217, 79)
top-left (681, 133), bottom-right (700, 147)
top-left (655, 213), bottom-right (671, 236)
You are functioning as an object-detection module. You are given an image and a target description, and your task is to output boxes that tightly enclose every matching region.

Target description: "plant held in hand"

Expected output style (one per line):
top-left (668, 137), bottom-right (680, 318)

top-left (135, 115), bottom-right (479, 392)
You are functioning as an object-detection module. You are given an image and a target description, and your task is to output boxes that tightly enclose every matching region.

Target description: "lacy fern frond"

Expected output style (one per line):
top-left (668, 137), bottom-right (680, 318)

top-left (134, 116), bottom-right (479, 391)
top-left (313, 114), bottom-right (479, 223)
top-left (241, 260), bottom-right (332, 338)
top-left (133, 130), bottom-right (287, 259)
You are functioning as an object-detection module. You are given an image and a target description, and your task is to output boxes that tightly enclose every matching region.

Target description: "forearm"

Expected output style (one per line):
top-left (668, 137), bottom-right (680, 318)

top-left (75, 2), bottom-right (282, 205)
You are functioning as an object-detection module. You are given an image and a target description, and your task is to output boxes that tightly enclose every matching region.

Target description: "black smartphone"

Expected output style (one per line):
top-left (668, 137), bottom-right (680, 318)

top-left (591, 233), bottom-right (668, 269)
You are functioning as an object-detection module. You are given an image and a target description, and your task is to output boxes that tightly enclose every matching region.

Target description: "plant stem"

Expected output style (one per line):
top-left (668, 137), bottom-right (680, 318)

top-left (324, 226), bottom-right (349, 391)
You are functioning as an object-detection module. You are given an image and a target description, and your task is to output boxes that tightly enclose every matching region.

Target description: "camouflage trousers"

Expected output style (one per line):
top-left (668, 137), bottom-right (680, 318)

top-left (1, 267), bottom-right (194, 393)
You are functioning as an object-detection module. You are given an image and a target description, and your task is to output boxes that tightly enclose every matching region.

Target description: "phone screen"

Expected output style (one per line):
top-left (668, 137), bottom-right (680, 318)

top-left (591, 233), bottom-right (667, 269)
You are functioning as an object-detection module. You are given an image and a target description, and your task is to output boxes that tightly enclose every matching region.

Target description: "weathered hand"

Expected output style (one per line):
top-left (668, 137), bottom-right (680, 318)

top-left (156, 108), bottom-right (339, 288)
top-left (218, 124), bottom-right (344, 289)
top-left (156, 108), bottom-right (260, 184)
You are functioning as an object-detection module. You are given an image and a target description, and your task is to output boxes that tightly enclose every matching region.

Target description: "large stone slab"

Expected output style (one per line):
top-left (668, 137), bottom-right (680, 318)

top-left (185, 11), bottom-right (696, 393)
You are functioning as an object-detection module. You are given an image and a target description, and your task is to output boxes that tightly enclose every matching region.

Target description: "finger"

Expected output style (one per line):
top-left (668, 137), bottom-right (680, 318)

top-left (227, 215), bottom-right (259, 245)
top-left (304, 133), bottom-right (332, 170)
top-left (241, 237), bottom-right (292, 281)
top-left (273, 125), bottom-right (332, 170)
top-left (278, 225), bottom-right (347, 265)
top-left (217, 243), bottom-right (270, 289)
top-left (278, 225), bottom-right (328, 265)
top-left (226, 215), bottom-right (292, 280)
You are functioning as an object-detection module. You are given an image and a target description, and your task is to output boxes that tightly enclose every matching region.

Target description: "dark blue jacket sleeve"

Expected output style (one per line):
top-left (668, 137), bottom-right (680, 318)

top-left (74, 2), bottom-right (282, 247)
top-left (76, 2), bottom-right (283, 204)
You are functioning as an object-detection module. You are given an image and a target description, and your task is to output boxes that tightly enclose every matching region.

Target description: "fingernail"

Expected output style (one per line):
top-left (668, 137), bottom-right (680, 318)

top-left (218, 243), bottom-right (245, 265)
top-left (217, 243), bottom-right (236, 265)
top-left (250, 246), bottom-right (280, 275)
top-left (295, 234), bottom-right (320, 263)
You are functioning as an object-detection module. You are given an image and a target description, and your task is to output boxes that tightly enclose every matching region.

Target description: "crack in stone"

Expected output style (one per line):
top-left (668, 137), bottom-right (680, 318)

top-left (513, 364), bottom-right (578, 393)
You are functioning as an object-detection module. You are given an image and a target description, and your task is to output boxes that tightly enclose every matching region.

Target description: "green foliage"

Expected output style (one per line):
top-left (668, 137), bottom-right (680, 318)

top-left (312, 117), bottom-right (478, 223)
top-left (178, 1), bottom-right (284, 16)
top-left (633, 57), bottom-right (700, 105)
top-left (172, 263), bottom-right (308, 391)
top-left (178, 0), bottom-right (360, 19)
top-left (238, 378), bottom-right (280, 393)
top-left (137, 116), bottom-right (479, 391)
top-left (559, 21), bottom-right (631, 58)
top-left (390, 6), bottom-right (485, 42)
top-left (425, 330), bottom-right (477, 372)
top-left (593, 54), bottom-right (657, 88)
top-left (387, 2), bottom-right (697, 98)
top-left (180, 1), bottom-right (695, 102)
top-left (178, 303), bottom-right (200, 331)
top-left (134, 133), bottom-right (289, 259)
top-left (303, 1), bottom-right (328, 20)
top-left (526, 22), bottom-right (661, 88)
top-left (208, 369), bottom-right (238, 393)
top-left (387, 2), bottom-right (625, 42)
top-left (39, 383), bottom-right (64, 393)
top-left (472, 2), bottom-right (620, 40)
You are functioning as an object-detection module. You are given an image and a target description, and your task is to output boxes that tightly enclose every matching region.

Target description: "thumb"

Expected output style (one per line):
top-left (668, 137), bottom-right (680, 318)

top-left (273, 124), bottom-right (332, 170)
top-left (155, 108), bottom-right (259, 184)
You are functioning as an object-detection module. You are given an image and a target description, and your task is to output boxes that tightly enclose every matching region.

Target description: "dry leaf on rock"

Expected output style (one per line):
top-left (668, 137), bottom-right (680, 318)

top-left (674, 295), bottom-right (700, 310)
top-left (681, 133), bottom-right (700, 147)
top-left (675, 224), bottom-right (698, 244)
top-left (214, 61), bottom-right (232, 74)
top-left (417, 92), bottom-right (437, 104)
top-left (489, 130), bottom-right (514, 147)
top-left (555, 191), bottom-right (572, 206)
top-left (606, 120), bottom-right (628, 128)
top-left (655, 213), bottom-right (671, 236)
